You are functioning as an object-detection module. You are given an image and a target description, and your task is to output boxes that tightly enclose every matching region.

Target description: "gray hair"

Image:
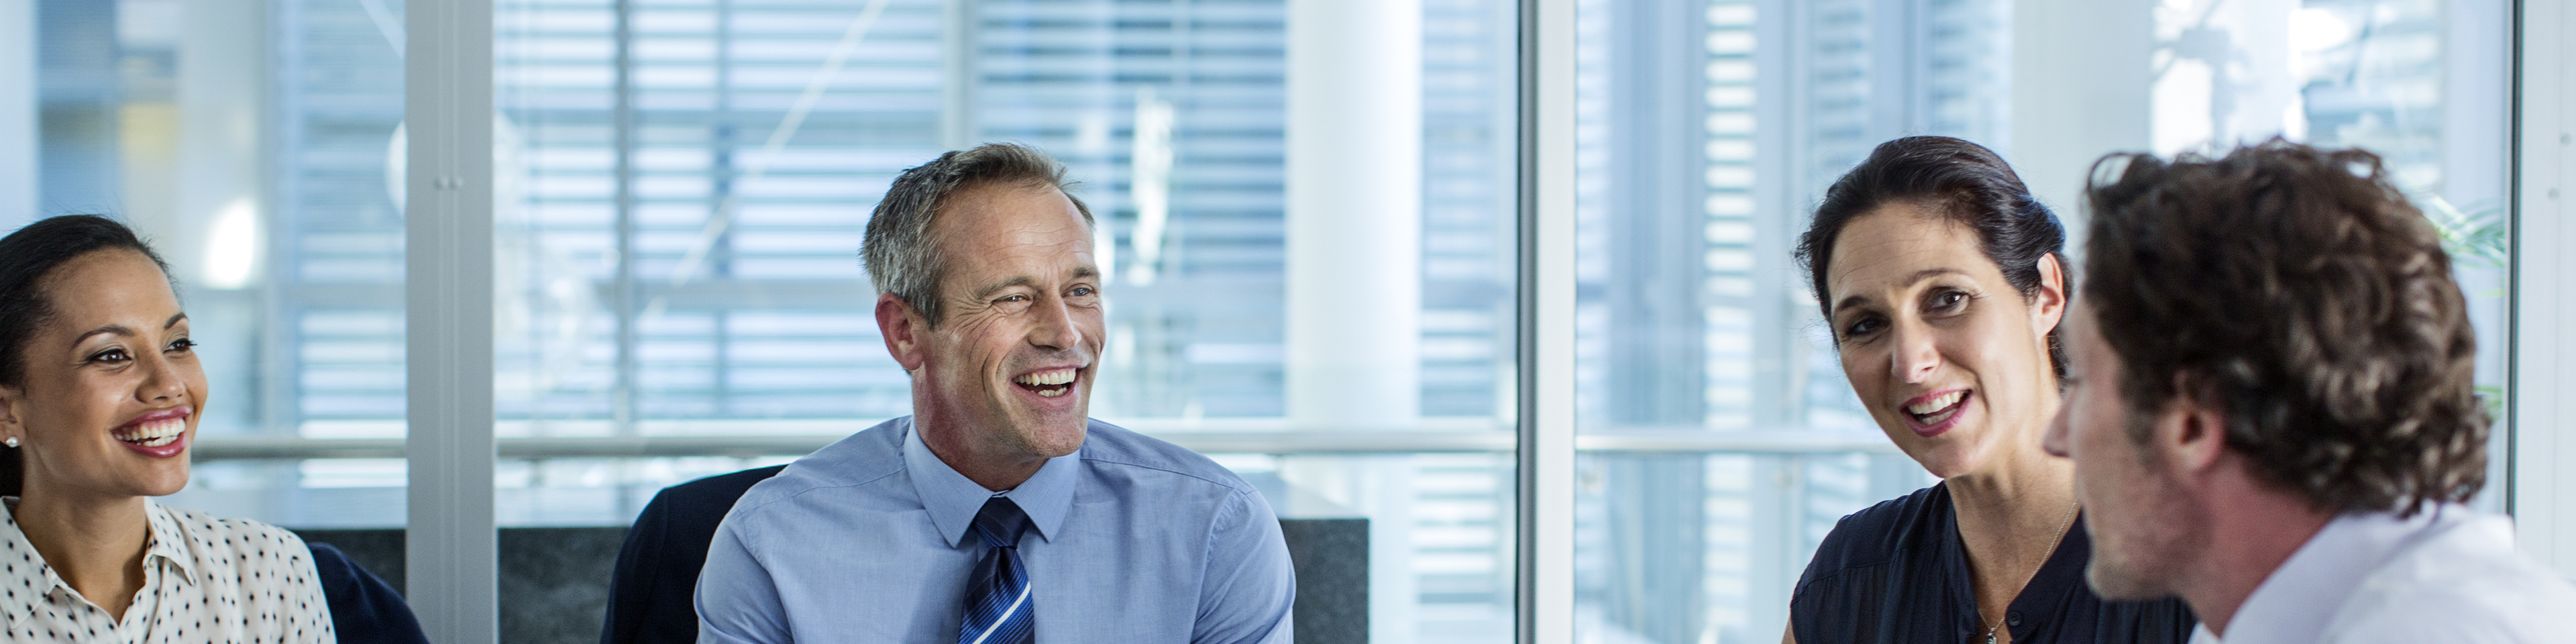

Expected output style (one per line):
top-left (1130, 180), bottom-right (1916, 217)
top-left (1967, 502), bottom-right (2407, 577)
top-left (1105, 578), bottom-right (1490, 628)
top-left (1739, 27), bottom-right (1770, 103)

top-left (863, 143), bottom-right (1093, 327)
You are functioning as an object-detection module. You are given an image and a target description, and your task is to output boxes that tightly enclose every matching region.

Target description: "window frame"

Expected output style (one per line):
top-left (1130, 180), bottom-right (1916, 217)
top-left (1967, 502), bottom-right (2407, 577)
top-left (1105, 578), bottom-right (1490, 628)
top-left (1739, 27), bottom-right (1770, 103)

top-left (1517, 0), bottom-right (1578, 641)
top-left (2511, 0), bottom-right (2573, 576)
top-left (402, 0), bottom-right (499, 642)
top-left (374, 0), bottom-right (2559, 641)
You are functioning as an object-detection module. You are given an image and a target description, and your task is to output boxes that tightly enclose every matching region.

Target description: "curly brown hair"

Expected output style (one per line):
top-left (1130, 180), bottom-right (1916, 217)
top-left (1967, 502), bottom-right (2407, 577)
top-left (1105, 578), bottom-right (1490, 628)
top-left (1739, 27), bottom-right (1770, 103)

top-left (2082, 139), bottom-right (2487, 516)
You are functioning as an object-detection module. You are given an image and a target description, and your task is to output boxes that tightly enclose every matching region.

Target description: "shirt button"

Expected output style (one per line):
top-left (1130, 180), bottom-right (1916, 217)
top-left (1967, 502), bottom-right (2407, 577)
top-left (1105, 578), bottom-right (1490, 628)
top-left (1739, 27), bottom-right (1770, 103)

top-left (2006, 611), bottom-right (2023, 627)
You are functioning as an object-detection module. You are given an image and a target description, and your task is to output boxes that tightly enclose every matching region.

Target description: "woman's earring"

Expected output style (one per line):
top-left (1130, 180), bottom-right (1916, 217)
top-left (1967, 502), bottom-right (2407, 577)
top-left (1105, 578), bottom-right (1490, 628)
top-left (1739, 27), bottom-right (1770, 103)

top-left (5, 437), bottom-right (17, 448)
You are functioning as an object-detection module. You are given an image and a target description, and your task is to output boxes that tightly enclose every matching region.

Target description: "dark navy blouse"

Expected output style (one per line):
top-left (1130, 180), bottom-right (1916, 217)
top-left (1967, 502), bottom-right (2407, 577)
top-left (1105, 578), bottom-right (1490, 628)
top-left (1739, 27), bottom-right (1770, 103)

top-left (309, 541), bottom-right (429, 644)
top-left (1790, 482), bottom-right (2195, 644)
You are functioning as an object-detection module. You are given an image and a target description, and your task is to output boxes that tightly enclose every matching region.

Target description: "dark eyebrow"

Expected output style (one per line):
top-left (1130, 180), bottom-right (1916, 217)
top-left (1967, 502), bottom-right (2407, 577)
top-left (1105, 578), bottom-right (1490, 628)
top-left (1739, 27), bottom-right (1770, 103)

top-left (1829, 268), bottom-right (1970, 315)
top-left (1071, 266), bottom-right (1099, 280)
top-left (69, 325), bottom-right (133, 348)
top-left (63, 313), bottom-right (187, 350)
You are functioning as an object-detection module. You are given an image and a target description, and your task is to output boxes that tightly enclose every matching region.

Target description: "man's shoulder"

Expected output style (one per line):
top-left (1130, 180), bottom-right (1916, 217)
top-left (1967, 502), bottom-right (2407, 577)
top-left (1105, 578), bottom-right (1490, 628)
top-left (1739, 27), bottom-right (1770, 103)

top-left (1076, 419), bottom-right (1260, 498)
top-left (729, 418), bottom-right (912, 517)
top-left (2326, 509), bottom-right (2576, 642)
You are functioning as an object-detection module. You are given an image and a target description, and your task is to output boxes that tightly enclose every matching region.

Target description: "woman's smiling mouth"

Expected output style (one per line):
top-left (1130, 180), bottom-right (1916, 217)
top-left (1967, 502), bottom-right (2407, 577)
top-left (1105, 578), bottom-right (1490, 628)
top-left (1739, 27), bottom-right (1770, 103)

top-left (1900, 390), bottom-right (1970, 437)
top-left (111, 407), bottom-right (191, 457)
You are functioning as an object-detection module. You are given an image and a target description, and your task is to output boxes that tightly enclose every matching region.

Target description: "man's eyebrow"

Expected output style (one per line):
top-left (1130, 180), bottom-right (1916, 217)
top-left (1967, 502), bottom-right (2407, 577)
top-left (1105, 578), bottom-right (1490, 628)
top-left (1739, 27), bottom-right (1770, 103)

top-left (968, 267), bottom-right (1101, 301)
top-left (1829, 268), bottom-right (1970, 315)
top-left (970, 276), bottom-right (1037, 301)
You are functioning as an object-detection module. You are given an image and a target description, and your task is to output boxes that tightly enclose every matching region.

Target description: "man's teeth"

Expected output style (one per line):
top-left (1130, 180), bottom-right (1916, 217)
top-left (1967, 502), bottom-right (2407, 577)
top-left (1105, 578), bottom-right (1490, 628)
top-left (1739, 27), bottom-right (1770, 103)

top-left (112, 419), bottom-right (186, 447)
top-left (1014, 370), bottom-right (1077, 386)
top-left (1906, 391), bottom-right (1965, 415)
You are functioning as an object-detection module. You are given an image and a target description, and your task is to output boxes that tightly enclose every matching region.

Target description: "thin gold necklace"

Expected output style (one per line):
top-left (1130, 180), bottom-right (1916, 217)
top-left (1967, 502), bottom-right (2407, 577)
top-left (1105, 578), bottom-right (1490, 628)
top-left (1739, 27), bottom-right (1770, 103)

top-left (1983, 501), bottom-right (2080, 644)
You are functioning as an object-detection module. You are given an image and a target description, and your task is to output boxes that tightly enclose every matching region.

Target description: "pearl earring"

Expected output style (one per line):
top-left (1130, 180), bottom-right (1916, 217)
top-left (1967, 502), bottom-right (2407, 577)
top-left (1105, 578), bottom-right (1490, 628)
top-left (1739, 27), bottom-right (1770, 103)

top-left (5, 437), bottom-right (17, 448)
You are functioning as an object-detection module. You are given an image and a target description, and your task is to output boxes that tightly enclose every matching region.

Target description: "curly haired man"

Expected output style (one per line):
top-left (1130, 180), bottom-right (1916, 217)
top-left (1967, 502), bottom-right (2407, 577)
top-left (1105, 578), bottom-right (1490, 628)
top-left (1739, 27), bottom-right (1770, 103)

top-left (2043, 140), bottom-right (2576, 643)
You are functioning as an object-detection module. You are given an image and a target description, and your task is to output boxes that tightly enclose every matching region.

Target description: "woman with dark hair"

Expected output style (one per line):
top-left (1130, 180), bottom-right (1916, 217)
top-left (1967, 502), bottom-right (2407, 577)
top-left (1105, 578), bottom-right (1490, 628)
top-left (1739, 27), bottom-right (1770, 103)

top-left (0, 215), bottom-right (366, 642)
top-left (1782, 137), bottom-right (2193, 644)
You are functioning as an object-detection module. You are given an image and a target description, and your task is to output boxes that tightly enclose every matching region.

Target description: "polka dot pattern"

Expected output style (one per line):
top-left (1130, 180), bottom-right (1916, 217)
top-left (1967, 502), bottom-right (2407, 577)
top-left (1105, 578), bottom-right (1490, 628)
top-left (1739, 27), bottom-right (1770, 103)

top-left (0, 500), bottom-right (334, 643)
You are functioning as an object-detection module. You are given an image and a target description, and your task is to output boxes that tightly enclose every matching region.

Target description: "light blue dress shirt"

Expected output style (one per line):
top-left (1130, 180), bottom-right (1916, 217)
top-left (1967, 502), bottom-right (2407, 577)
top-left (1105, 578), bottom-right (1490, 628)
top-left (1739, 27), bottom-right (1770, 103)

top-left (695, 417), bottom-right (1296, 643)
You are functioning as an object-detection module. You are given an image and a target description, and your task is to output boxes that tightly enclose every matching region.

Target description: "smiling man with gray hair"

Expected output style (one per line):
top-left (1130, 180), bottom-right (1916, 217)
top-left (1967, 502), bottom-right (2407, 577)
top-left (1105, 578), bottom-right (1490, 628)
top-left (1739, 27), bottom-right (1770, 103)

top-left (694, 143), bottom-right (1295, 644)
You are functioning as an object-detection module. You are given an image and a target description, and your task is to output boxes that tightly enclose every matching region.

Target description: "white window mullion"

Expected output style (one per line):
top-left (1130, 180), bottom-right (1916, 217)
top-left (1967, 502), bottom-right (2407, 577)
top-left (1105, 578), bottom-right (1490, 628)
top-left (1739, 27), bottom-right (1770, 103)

top-left (405, 0), bottom-right (498, 640)
top-left (2512, 0), bottom-right (2576, 578)
top-left (1519, 0), bottom-right (1577, 641)
top-left (0, 0), bottom-right (29, 226)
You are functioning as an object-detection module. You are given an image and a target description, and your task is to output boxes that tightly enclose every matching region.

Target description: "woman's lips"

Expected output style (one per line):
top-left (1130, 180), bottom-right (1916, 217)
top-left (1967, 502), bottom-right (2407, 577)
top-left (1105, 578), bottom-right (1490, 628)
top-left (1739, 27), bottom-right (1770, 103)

top-left (1900, 390), bottom-right (1970, 438)
top-left (112, 409), bottom-right (191, 458)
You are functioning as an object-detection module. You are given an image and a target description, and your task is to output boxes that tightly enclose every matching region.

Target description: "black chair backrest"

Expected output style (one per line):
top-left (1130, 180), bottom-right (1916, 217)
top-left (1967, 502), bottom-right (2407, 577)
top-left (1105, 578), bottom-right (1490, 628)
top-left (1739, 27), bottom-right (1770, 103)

top-left (309, 541), bottom-right (431, 644)
top-left (598, 465), bottom-right (790, 644)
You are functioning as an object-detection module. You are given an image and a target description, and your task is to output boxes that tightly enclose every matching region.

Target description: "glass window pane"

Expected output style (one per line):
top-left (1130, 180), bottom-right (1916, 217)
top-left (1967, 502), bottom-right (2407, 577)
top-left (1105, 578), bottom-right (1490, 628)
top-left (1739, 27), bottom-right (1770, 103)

top-left (13, 0), bottom-right (413, 528)
top-left (1572, 0), bottom-right (2510, 642)
top-left (490, 0), bottom-right (1520, 640)
top-left (1574, 0), bottom-right (1947, 639)
top-left (2147, 0), bottom-right (2512, 511)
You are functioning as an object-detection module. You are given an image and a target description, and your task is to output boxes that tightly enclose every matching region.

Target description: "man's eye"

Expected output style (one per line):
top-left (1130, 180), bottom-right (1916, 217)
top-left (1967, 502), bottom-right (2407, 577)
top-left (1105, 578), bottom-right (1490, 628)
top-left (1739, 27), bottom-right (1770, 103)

top-left (1069, 286), bottom-right (1095, 297)
top-left (996, 294), bottom-right (1030, 304)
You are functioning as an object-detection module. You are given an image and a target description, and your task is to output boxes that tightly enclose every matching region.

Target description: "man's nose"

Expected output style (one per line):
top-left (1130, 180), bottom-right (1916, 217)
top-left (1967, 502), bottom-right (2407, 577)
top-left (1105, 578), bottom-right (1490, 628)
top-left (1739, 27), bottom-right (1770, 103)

top-left (1028, 294), bottom-right (1082, 351)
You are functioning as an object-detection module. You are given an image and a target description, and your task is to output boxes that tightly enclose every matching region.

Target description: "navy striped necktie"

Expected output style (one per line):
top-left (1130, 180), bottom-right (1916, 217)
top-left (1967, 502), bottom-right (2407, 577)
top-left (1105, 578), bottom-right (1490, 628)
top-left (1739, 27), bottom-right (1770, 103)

top-left (959, 496), bottom-right (1034, 644)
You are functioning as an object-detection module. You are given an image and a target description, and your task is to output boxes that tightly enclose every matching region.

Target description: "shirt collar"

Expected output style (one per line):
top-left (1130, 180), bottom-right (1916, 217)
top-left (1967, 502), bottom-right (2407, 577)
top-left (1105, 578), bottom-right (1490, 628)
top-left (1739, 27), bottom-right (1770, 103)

top-left (141, 501), bottom-right (197, 584)
top-left (2205, 505), bottom-right (2461, 644)
top-left (0, 498), bottom-right (197, 629)
top-left (902, 417), bottom-right (1081, 548)
top-left (0, 499), bottom-right (46, 628)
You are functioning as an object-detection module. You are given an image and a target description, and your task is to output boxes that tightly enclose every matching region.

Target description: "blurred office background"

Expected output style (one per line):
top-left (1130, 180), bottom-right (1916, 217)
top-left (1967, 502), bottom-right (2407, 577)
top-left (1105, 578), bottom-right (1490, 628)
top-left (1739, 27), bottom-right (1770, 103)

top-left (0, 0), bottom-right (2510, 643)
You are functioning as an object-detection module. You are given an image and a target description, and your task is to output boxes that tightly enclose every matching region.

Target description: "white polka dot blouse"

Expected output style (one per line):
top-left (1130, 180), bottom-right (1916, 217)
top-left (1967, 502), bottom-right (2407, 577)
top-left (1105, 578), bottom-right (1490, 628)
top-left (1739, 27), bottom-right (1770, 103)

top-left (0, 500), bottom-right (333, 643)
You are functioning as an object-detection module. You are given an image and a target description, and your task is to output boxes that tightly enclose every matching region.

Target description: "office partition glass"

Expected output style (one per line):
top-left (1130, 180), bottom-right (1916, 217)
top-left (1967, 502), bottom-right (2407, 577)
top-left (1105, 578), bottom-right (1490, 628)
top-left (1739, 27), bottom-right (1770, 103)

top-left (1570, 1), bottom-right (2512, 643)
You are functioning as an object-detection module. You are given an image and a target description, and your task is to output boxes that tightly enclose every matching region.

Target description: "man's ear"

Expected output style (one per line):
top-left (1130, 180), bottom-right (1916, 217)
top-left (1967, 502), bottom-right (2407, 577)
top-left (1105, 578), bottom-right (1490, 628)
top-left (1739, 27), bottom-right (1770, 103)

top-left (875, 292), bottom-right (930, 372)
top-left (2152, 372), bottom-right (2229, 476)
top-left (2031, 253), bottom-right (2069, 334)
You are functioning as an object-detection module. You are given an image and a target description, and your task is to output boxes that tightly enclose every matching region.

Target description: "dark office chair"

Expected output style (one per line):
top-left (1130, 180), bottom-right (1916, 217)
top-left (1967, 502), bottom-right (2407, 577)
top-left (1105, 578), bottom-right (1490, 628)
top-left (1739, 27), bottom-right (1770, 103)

top-left (599, 465), bottom-right (790, 644)
top-left (308, 541), bottom-right (430, 644)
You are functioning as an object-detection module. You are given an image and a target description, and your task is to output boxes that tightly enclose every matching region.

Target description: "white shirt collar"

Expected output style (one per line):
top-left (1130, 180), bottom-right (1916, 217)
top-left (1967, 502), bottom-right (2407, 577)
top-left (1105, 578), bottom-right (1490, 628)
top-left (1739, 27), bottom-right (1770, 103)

top-left (2193, 505), bottom-right (2463, 644)
top-left (0, 499), bottom-right (198, 629)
